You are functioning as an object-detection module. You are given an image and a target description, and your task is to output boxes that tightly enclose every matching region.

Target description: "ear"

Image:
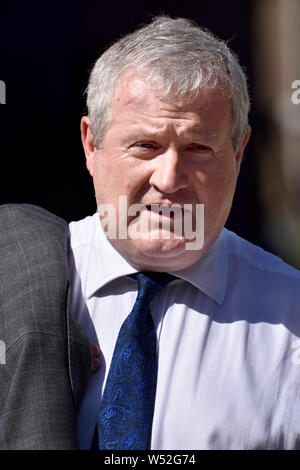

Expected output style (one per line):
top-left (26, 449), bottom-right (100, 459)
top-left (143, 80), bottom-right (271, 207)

top-left (235, 125), bottom-right (251, 174)
top-left (81, 116), bottom-right (96, 176)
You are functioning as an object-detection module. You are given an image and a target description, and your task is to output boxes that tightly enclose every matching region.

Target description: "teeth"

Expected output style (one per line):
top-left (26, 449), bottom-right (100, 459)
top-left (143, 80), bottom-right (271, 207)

top-left (144, 204), bottom-right (184, 213)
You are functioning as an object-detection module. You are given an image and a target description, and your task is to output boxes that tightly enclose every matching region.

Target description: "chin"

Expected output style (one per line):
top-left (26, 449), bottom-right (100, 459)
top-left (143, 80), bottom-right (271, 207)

top-left (128, 236), bottom-right (205, 272)
top-left (132, 234), bottom-right (187, 257)
top-left (109, 232), bottom-right (206, 271)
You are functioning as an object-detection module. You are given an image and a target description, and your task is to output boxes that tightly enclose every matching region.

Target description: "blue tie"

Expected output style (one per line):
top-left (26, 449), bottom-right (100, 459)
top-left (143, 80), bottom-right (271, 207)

top-left (97, 271), bottom-right (175, 450)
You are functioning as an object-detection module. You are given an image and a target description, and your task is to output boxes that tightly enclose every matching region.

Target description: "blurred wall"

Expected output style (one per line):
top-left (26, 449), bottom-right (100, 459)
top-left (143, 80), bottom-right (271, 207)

top-left (1, 0), bottom-right (299, 268)
top-left (252, 0), bottom-right (300, 268)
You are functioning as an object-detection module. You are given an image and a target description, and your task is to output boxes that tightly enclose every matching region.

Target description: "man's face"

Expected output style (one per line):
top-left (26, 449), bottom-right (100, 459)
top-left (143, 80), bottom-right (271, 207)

top-left (81, 73), bottom-right (250, 271)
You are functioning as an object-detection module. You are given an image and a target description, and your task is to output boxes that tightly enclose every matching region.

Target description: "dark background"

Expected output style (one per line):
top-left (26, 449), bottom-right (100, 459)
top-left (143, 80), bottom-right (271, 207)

top-left (0, 0), bottom-right (264, 249)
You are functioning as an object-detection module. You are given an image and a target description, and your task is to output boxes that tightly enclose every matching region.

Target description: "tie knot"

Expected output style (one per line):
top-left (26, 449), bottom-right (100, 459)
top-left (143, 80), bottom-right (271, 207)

top-left (130, 271), bottom-right (176, 304)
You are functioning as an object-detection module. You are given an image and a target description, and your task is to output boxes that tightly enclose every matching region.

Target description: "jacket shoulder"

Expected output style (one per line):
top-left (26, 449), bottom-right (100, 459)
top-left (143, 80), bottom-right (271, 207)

top-left (0, 203), bottom-right (68, 234)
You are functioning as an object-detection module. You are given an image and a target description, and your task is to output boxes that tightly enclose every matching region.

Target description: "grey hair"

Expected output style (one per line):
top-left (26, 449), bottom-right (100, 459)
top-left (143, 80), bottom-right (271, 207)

top-left (87, 16), bottom-right (250, 150)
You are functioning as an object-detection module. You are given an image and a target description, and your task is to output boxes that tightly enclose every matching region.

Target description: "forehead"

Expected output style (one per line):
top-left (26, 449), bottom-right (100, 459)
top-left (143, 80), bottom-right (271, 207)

top-left (110, 71), bottom-right (232, 130)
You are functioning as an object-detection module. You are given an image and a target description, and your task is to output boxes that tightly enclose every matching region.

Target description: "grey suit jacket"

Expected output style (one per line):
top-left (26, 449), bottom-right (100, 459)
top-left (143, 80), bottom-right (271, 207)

top-left (0, 204), bottom-right (92, 449)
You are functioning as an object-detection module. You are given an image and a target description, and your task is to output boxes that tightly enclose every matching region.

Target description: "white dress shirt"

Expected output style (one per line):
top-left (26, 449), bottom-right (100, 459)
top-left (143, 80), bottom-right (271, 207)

top-left (69, 213), bottom-right (300, 450)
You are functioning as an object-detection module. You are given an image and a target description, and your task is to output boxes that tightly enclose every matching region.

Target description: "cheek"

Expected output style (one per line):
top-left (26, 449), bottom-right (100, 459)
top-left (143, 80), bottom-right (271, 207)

top-left (92, 155), bottom-right (118, 207)
top-left (93, 154), bottom-right (152, 205)
top-left (93, 152), bottom-right (126, 194)
top-left (119, 158), bottom-right (154, 194)
top-left (193, 162), bottom-right (237, 205)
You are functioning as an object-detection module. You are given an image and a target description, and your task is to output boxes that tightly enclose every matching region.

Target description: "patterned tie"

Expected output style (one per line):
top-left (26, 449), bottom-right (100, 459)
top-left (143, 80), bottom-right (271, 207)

top-left (97, 271), bottom-right (175, 450)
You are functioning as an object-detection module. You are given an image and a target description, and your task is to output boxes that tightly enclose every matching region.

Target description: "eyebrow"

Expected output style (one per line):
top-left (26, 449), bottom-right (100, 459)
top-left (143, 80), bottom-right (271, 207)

top-left (184, 132), bottom-right (217, 141)
top-left (125, 129), bottom-right (218, 141)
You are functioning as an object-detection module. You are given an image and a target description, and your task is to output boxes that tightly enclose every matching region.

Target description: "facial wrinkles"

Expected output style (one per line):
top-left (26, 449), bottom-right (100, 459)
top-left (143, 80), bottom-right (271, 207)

top-left (111, 72), bottom-right (233, 140)
top-left (107, 78), bottom-right (233, 181)
top-left (114, 110), bottom-right (199, 142)
top-left (108, 123), bottom-right (229, 210)
top-left (114, 117), bottom-right (224, 161)
top-left (85, 74), bottom-right (247, 271)
top-left (134, 107), bottom-right (228, 152)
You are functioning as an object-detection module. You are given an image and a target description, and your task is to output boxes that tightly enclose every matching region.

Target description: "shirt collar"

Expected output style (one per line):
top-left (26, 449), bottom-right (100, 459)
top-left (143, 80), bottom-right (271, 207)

top-left (85, 213), bottom-right (228, 305)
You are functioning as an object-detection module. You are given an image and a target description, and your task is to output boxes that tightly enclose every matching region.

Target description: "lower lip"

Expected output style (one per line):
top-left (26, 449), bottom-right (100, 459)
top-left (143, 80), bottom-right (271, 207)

top-left (145, 208), bottom-right (185, 222)
top-left (146, 207), bottom-right (184, 218)
top-left (147, 209), bottom-right (189, 227)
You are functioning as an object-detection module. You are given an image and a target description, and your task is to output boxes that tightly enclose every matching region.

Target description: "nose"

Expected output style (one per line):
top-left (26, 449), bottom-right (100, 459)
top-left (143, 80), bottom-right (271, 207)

top-left (149, 148), bottom-right (188, 194)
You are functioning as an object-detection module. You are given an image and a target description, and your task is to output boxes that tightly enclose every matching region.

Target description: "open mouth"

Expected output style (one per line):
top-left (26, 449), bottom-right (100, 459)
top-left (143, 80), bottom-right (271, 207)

top-left (145, 204), bottom-right (184, 219)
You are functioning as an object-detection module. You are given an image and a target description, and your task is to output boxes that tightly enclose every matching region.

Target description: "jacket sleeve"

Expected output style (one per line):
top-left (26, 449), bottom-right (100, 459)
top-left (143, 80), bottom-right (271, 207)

top-left (0, 204), bottom-right (91, 449)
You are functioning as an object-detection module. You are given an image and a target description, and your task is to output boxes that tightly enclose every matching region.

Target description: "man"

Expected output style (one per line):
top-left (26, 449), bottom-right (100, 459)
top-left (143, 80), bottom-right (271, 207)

top-left (1, 16), bottom-right (300, 450)
top-left (70, 16), bottom-right (300, 449)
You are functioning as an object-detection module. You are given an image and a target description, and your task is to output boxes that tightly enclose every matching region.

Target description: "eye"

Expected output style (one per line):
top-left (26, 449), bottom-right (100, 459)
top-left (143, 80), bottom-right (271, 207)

top-left (185, 143), bottom-right (213, 162)
top-left (136, 142), bottom-right (158, 150)
top-left (128, 141), bottom-right (160, 159)
top-left (187, 143), bottom-right (211, 152)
